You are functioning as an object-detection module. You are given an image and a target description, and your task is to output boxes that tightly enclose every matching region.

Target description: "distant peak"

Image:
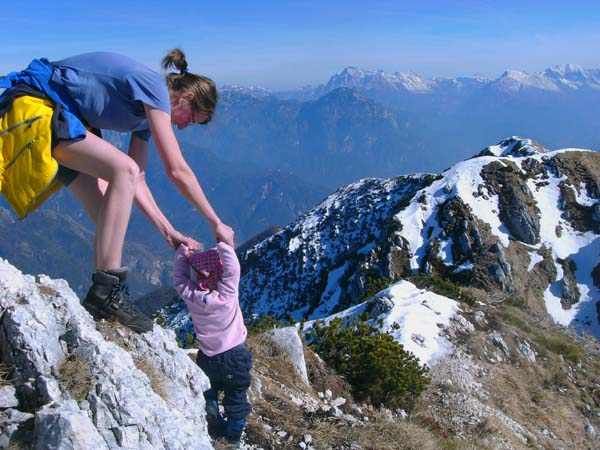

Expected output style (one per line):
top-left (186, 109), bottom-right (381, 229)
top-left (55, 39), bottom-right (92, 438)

top-left (476, 137), bottom-right (548, 158)
top-left (220, 84), bottom-right (273, 99)
top-left (547, 63), bottom-right (585, 74)
top-left (500, 69), bottom-right (528, 80)
top-left (338, 66), bottom-right (368, 76)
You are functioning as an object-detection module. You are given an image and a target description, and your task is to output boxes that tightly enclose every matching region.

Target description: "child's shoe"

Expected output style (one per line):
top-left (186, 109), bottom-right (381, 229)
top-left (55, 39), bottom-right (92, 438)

top-left (205, 399), bottom-right (226, 439)
top-left (224, 418), bottom-right (246, 448)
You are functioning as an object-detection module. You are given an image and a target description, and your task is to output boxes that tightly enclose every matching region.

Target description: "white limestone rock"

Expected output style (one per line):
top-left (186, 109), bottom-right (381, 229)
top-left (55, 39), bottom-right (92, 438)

top-left (0, 258), bottom-right (213, 450)
top-left (266, 327), bottom-right (309, 385)
top-left (0, 386), bottom-right (18, 409)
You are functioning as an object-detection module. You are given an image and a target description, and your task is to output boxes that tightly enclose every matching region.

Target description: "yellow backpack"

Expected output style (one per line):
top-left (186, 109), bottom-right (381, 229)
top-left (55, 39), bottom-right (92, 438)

top-left (0, 95), bottom-right (62, 219)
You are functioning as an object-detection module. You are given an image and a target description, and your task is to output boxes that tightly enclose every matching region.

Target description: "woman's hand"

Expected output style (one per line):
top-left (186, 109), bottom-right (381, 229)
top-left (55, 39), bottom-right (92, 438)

top-left (212, 221), bottom-right (235, 247)
top-left (166, 229), bottom-right (200, 251)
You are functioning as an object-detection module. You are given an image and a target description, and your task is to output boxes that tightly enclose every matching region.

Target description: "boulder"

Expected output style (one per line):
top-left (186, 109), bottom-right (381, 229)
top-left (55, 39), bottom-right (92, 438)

top-left (267, 327), bottom-right (309, 385)
top-left (0, 386), bottom-right (18, 409)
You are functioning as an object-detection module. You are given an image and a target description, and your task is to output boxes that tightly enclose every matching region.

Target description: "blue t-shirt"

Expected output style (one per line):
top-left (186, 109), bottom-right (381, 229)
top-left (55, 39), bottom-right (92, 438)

top-left (50, 52), bottom-right (171, 141)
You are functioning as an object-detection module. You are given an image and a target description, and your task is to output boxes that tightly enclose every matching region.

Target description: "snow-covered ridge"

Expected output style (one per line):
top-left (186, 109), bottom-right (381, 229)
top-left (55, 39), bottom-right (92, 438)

top-left (220, 84), bottom-right (274, 98)
top-left (392, 138), bottom-right (599, 334)
top-left (324, 66), bottom-right (437, 93)
top-left (233, 136), bottom-right (600, 336)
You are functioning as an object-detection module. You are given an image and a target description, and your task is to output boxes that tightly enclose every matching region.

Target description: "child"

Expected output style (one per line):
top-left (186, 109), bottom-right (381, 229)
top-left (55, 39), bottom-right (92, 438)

top-left (174, 242), bottom-right (252, 448)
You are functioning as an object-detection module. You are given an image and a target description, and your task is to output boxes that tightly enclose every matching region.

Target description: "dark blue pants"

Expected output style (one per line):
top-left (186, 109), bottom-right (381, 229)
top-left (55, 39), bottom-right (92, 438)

top-left (196, 343), bottom-right (253, 421)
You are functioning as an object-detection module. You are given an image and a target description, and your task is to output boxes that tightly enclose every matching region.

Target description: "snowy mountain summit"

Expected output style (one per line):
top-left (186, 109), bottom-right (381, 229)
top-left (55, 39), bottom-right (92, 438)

top-left (238, 136), bottom-right (600, 337)
top-left (324, 66), bottom-right (435, 93)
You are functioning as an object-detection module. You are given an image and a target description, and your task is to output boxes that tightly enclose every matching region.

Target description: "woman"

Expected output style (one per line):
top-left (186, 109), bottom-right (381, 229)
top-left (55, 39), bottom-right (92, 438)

top-left (0, 48), bottom-right (233, 333)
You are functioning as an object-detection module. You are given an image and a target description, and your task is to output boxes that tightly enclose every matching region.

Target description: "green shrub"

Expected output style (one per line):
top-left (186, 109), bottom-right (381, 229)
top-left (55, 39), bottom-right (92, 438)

top-left (503, 296), bottom-right (528, 310)
top-left (247, 315), bottom-right (284, 336)
top-left (178, 331), bottom-right (198, 349)
top-left (363, 275), bottom-right (395, 301)
top-left (409, 274), bottom-right (476, 306)
top-left (306, 315), bottom-right (430, 410)
top-left (534, 335), bottom-right (583, 365)
top-left (154, 314), bottom-right (167, 327)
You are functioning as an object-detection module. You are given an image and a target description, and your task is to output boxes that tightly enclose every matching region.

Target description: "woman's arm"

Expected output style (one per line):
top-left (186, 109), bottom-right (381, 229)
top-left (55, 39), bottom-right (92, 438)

top-left (144, 105), bottom-right (234, 246)
top-left (128, 134), bottom-right (199, 250)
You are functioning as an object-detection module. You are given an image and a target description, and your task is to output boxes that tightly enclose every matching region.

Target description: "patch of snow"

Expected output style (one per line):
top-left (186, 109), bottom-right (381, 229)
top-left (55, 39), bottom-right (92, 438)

top-left (454, 262), bottom-right (474, 273)
top-left (573, 184), bottom-right (597, 207)
top-left (311, 262), bottom-right (350, 318)
top-left (289, 236), bottom-right (302, 253)
top-left (438, 239), bottom-right (454, 265)
top-left (524, 151), bottom-right (600, 334)
top-left (382, 281), bottom-right (460, 366)
top-left (304, 280), bottom-right (460, 367)
top-left (528, 251), bottom-right (544, 272)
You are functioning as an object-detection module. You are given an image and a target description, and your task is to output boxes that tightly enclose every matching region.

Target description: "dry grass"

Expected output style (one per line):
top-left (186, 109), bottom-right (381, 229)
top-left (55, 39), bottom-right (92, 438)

top-left (210, 439), bottom-right (236, 450)
top-left (304, 343), bottom-right (352, 400)
top-left (243, 332), bottom-right (452, 450)
top-left (424, 300), bottom-right (600, 450)
top-left (58, 354), bottom-right (93, 401)
top-left (37, 284), bottom-right (59, 297)
top-left (133, 356), bottom-right (167, 401)
top-left (0, 362), bottom-right (11, 387)
top-left (96, 319), bottom-right (131, 347)
top-left (316, 413), bottom-right (443, 450)
top-left (6, 444), bottom-right (26, 450)
top-left (246, 333), bottom-right (307, 389)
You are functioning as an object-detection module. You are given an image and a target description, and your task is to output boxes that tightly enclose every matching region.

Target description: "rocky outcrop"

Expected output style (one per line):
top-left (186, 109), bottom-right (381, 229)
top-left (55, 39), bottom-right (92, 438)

top-left (546, 152), bottom-right (600, 233)
top-left (0, 259), bottom-right (212, 450)
top-left (558, 258), bottom-right (581, 308)
top-left (481, 160), bottom-right (541, 245)
top-left (484, 243), bottom-right (514, 292)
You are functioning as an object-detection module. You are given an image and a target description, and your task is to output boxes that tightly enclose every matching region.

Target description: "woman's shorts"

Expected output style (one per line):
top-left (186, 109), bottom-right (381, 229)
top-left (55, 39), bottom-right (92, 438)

top-left (56, 165), bottom-right (79, 186)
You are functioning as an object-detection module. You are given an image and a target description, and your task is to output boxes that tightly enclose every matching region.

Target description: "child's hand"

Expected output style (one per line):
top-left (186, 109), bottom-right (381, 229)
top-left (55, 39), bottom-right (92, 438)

top-left (177, 243), bottom-right (191, 257)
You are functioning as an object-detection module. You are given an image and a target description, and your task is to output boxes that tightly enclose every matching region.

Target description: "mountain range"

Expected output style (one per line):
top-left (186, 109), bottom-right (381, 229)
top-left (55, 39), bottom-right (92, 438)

top-left (276, 63), bottom-right (600, 99)
top-left (178, 64), bottom-right (600, 191)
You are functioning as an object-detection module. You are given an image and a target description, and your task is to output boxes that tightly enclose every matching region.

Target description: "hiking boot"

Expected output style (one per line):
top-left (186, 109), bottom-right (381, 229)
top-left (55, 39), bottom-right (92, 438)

top-left (205, 399), bottom-right (226, 439)
top-left (82, 268), bottom-right (153, 333)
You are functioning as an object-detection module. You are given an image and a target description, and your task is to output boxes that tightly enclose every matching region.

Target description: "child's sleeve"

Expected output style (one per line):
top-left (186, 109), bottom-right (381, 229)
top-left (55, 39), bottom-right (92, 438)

top-left (173, 245), bottom-right (207, 304)
top-left (215, 242), bottom-right (241, 297)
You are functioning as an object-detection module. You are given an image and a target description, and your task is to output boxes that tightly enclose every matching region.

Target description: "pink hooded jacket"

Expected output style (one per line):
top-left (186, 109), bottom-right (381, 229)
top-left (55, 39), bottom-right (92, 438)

top-left (173, 242), bottom-right (247, 356)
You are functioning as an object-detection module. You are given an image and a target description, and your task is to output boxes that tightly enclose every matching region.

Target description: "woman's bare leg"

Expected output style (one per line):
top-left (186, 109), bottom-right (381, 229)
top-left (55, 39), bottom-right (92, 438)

top-left (53, 132), bottom-right (140, 270)
top-left (66, 174), bottom-right (109, 268)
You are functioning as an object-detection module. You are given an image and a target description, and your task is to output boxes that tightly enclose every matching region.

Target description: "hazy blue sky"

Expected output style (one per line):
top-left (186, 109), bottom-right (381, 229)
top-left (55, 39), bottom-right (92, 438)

top-left (2, 0), bottom-right (600, 89)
